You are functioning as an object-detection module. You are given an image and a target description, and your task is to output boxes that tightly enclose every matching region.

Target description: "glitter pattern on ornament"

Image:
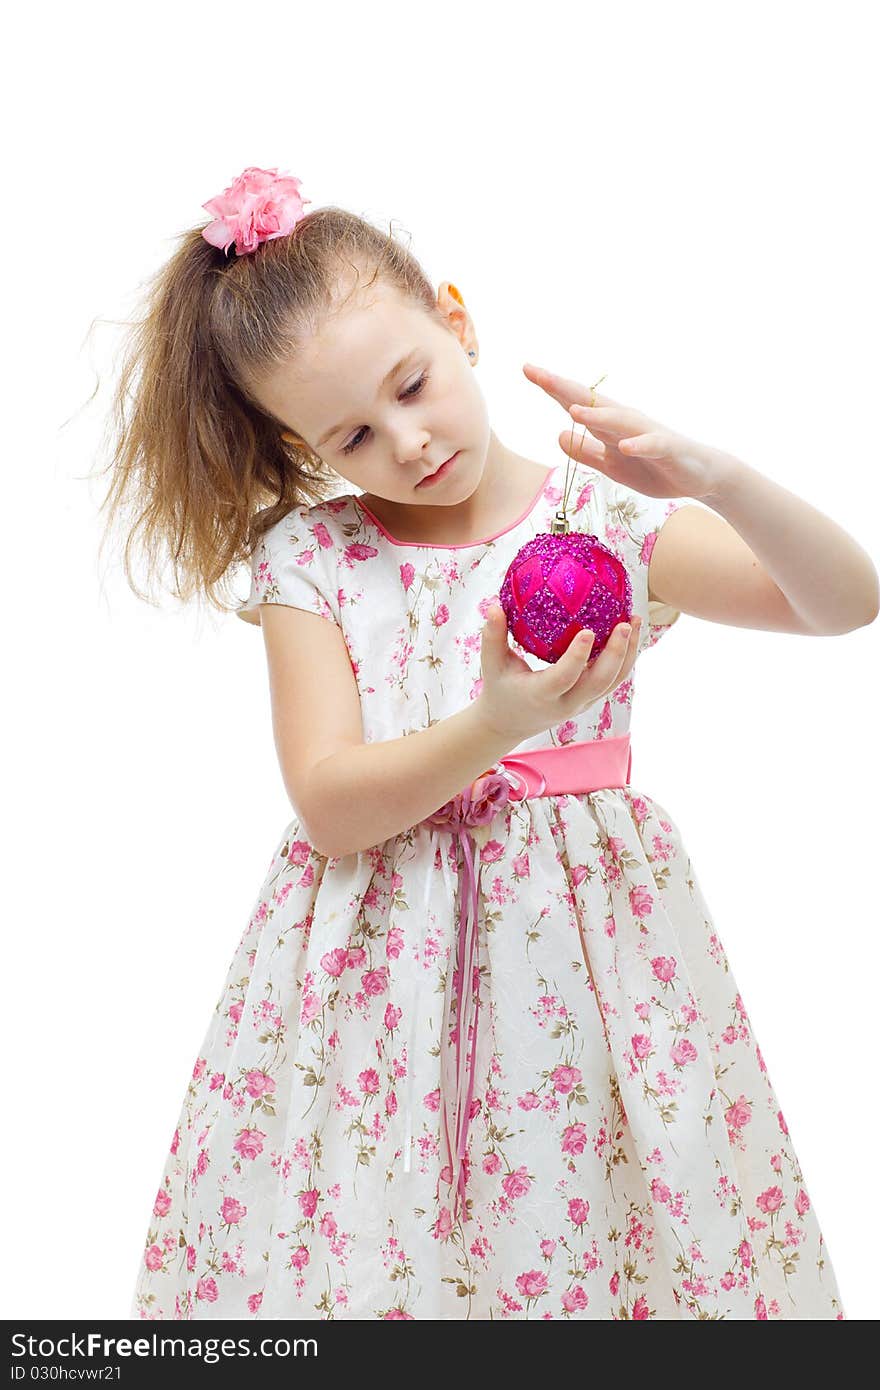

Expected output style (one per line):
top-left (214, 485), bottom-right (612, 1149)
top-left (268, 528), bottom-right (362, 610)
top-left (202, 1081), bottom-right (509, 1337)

top-left (499, 530), bottom-right (633, 664)
top-left (498, 370), bottom-right (634, 664)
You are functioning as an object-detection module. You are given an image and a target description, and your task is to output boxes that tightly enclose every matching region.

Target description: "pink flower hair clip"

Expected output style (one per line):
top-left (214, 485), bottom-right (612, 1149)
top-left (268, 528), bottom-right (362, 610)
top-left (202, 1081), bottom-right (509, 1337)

top-left (200, 165), bottom-right (311, 257)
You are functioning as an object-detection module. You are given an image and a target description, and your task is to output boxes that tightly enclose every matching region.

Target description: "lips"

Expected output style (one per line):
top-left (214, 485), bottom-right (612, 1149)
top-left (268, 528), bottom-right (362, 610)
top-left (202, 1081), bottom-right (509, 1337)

top-left (417, 451), bottom-right (459, 487)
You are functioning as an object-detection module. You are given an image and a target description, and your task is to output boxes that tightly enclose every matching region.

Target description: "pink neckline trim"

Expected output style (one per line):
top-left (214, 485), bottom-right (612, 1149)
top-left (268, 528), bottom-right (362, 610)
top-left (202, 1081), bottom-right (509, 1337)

top-left (353, 464), bottom-right (559, 550)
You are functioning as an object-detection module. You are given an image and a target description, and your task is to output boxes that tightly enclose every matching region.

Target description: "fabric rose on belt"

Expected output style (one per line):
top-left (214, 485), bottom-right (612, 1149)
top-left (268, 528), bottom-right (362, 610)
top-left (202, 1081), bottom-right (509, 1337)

top-left (424, 769), bottom-right (512, 832)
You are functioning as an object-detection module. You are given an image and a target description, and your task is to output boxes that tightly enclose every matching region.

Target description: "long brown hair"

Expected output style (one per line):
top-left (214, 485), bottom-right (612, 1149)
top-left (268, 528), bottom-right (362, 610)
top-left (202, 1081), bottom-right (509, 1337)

top-left (97, 206), bottom-right (440, 615)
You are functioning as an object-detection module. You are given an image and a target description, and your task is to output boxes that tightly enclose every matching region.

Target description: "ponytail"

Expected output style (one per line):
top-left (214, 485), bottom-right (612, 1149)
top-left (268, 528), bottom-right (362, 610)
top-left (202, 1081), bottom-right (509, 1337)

top-left (96, 205), bottom-right (438, 617)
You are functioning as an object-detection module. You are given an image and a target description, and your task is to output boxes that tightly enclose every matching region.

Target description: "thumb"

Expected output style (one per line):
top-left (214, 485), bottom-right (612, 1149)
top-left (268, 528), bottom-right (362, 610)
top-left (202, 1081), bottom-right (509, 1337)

top-left (480, 603), bottom-right (508, 673)
top-left (481, 602), bottom-right (507, 638)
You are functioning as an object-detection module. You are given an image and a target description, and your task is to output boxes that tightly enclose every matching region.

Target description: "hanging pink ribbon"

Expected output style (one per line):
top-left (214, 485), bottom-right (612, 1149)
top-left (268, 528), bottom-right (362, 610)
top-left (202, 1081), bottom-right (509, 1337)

top-left (410, 734), bottom-right (630, 1224)
top-left (423, 764), bottom-right (528, 1223)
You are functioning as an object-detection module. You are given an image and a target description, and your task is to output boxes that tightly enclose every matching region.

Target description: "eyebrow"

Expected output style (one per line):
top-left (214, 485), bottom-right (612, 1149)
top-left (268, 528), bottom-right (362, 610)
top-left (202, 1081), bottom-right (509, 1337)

top-left (316, 349), bottom-right (421, 448)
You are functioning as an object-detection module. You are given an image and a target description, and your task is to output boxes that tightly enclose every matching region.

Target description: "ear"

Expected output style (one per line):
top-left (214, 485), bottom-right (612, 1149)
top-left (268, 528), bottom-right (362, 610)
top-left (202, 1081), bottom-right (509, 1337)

top-left (436, 282), bottom-right (478, 362)
top-left (280, 430), bottom-right (299, 445)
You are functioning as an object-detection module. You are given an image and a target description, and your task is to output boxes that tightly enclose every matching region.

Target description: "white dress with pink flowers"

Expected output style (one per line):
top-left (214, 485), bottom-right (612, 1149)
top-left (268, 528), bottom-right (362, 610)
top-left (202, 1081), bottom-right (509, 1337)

top-left (130, 459), bottom-right (845, 1320)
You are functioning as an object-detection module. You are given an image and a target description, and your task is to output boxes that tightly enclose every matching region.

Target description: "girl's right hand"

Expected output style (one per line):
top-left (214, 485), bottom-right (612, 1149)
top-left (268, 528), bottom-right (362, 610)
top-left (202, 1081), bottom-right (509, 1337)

top-left (476, 605), bottom-right (642, 744)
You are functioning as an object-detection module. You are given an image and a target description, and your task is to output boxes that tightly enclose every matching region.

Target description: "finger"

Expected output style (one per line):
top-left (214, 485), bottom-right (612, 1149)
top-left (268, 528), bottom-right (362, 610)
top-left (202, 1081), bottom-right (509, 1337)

top-left (543, 625), bottom-right (599, 695)
top-left (568, 404), bottom-right (641, 438)
top-left (570, 619), bottom-right (640, 694)
top-left (483, 601), bottom-right (507, 632)
top-left (592, 617), bottom-right (641, 680)
top-left (522, 363), bottom-right (615, 413)
top-left (590, 619), bottom-right (635, 674)
top-left (558, 427), bottom-right (606, 463)
top-left (479, 603), bottom-right (508, 678)
top-left (618, 432), bottom-right (669, 458)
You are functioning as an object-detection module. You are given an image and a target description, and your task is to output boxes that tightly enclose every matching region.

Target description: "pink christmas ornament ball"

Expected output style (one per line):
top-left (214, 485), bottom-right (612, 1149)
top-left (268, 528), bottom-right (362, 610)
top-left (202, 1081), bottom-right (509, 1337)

top-left (499, 531), bottom-right (633, 664)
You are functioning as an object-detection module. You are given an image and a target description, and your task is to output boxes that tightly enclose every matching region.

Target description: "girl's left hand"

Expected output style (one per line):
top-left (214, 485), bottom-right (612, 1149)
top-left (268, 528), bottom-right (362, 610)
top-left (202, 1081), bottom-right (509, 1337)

top-left (523, 362), bottom-right (725, 503)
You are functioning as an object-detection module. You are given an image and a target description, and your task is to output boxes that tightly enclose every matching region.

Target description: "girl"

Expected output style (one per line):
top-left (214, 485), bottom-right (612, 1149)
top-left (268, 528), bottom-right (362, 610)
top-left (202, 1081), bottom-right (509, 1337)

top-left (114, 165), bottom-right (873, 1321)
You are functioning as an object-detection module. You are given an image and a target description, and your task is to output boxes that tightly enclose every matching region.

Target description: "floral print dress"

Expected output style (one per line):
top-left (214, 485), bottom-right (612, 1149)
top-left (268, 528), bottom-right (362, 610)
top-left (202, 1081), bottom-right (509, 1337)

top-left (131, 459), bottom-right (845, 1320)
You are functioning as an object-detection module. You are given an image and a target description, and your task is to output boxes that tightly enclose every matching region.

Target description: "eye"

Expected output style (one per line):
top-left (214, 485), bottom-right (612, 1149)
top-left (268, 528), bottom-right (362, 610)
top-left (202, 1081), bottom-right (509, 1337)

top-left (340, 373), bottom-right (430, 456)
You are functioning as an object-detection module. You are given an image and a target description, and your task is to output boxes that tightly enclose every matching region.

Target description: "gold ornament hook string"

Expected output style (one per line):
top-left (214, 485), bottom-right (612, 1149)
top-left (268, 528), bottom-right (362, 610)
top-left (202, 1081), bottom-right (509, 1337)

top-left (559, 372), bottom-right (607, 525)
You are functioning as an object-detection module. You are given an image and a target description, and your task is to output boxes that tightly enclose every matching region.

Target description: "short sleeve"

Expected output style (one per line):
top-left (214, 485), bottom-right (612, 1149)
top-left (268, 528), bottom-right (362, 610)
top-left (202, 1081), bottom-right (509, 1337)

top-left (598, 477), bottom-right (687, 654)
top-left (236, 506), bottom-right (342, 628)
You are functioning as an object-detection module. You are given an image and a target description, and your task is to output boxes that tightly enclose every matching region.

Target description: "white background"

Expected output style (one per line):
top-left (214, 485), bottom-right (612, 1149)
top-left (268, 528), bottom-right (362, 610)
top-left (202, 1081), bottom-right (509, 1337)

top-left (5, 0), bottom-right (877, 1319)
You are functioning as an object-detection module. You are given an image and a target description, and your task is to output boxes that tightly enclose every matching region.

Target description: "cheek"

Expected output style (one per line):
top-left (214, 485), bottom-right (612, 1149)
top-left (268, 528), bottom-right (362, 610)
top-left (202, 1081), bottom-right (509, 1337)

top-left (465, 381), bottom-right (490, 434)
top-left (441, 368), bottom-right (484, 421)
top-left (325, 457), bottom-right (367, 491)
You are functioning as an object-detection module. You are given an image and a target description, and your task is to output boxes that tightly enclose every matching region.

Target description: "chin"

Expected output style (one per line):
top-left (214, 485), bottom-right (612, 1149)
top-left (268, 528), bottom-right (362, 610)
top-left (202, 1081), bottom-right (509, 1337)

top-left (457, 457), bottom-right (486, 498)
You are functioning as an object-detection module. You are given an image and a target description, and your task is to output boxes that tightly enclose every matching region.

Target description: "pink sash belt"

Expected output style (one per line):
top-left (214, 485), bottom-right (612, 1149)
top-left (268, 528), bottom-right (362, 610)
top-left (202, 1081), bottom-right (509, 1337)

top-left (412, 731), bottom-right (632, 1223)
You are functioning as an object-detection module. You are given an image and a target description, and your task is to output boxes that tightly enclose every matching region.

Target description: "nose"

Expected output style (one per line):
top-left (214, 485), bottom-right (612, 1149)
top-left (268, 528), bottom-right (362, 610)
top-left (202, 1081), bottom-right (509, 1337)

top-left (393, 427), bottom-right (431, 469)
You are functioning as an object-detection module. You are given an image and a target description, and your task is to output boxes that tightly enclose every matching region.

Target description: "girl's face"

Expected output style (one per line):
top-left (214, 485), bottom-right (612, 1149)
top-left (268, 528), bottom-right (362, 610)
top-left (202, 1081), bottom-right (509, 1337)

top-left (251, 278), bottom-right (493, 512)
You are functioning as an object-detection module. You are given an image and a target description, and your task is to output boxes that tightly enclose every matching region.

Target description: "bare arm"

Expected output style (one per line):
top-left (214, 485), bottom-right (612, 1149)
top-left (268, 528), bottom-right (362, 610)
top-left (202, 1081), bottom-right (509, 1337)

top-left (648, 456), bottom-right (880, 636)
top-left (258, 599), bottom-right (640, 859)
top-left (259, 603), bottom-right (515, 858)
top-left (310, 701), bottom-right (516, 858)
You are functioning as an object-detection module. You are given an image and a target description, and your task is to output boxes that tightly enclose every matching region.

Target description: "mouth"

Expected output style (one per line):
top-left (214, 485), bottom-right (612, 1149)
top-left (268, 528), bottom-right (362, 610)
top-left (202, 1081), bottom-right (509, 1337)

top-left (416, 451), bottom-right (460, 489)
